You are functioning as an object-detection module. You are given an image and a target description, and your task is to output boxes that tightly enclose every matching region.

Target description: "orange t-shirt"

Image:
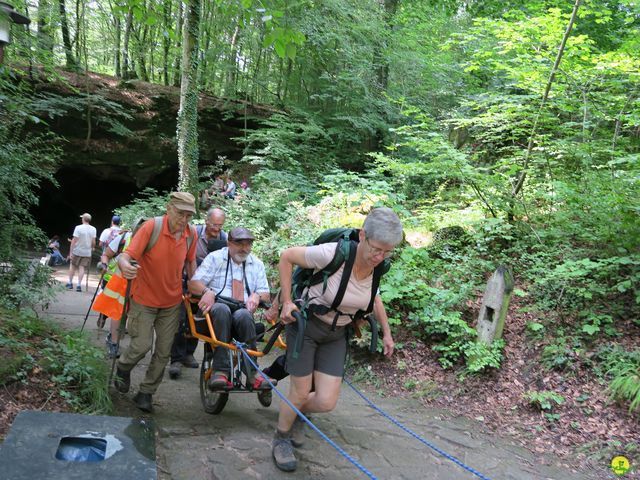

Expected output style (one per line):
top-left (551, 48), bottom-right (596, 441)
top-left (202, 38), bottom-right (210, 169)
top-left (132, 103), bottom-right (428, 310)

top-left (125, 216), bottom-right (197, 308)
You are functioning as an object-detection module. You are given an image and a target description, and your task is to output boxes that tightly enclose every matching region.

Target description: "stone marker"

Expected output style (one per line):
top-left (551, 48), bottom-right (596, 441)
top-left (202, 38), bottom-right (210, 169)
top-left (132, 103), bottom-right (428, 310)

top-left (476, 265), bottom-right (514, 344)
top-left (0, 411), bottom-right (156, 480)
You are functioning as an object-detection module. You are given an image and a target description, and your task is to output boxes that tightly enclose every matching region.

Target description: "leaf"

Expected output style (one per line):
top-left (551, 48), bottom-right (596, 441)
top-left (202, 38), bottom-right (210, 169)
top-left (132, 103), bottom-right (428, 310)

top-left (527, 322), bottom-right (545, 332)
top-left (274, 40), bottom-right (286, 59)
top-left (582, 324), bottom-right (600, 335)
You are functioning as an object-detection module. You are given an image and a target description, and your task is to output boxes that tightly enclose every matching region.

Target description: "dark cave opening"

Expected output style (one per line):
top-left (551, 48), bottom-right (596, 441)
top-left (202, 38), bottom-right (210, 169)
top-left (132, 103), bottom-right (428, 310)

top-left (34, 165), bottom-right (178, 255)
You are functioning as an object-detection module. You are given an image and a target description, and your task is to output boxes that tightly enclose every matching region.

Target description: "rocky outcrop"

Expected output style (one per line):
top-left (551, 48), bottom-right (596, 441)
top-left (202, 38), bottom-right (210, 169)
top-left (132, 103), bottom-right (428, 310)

top-left (30, 69), bottom-right (277, 187)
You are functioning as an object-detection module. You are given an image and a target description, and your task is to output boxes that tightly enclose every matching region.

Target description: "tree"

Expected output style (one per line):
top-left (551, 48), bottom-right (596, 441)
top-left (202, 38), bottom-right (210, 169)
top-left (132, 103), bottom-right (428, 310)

top-left (176, 0), bottom-right (200, 193)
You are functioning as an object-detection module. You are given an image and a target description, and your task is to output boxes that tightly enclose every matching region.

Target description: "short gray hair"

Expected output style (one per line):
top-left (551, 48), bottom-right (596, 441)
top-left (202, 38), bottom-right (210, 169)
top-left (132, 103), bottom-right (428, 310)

top-left (206, 207), bottom-right (226, 221)
top-left (362, 207), bottom-right (403, 246)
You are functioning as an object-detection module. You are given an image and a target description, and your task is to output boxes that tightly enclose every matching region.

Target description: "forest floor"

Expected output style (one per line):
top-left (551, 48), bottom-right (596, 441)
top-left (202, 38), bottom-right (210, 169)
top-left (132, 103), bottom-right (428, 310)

top-left (364, 294), bottom-right (640, 479)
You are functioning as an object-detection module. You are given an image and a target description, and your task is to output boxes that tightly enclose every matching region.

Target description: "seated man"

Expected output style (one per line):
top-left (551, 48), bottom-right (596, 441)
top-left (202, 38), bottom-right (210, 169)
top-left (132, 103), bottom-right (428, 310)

top-left (188, 227), bottom-right (271, 391)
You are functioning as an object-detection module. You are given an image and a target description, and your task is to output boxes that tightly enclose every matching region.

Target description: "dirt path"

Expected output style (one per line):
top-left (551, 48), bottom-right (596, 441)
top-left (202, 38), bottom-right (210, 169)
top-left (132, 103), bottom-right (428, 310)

top-left (46, 268), bottom-right (604, 480)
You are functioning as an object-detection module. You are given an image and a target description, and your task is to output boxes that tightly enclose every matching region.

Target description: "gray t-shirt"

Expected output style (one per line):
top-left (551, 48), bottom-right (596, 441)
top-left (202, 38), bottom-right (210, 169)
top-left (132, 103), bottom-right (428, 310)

top-left (72, 223), bottom-right (97, 257)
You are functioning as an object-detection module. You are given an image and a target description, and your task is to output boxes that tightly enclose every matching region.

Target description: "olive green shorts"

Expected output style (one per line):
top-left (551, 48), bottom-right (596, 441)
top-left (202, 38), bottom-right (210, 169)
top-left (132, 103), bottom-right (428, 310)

top-left (285, 314), bottom-right (347, 378)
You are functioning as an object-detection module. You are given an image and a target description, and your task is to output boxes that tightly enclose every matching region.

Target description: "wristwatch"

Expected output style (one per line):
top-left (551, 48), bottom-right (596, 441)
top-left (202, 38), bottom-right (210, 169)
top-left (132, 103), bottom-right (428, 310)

top-left (202, 287), bottom-right (211, 295)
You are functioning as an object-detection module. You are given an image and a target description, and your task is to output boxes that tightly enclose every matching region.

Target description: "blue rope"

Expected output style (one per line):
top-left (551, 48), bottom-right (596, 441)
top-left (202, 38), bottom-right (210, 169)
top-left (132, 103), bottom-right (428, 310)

top-left (234, 342), bottom-right (378, 480)
top-left (344, 377), bottom-right (493, 480)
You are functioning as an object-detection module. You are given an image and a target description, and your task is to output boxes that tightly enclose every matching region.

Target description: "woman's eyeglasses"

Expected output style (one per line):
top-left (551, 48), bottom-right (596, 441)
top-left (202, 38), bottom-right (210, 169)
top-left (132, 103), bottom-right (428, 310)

top-left (365, 237), bottom-right (394, 258)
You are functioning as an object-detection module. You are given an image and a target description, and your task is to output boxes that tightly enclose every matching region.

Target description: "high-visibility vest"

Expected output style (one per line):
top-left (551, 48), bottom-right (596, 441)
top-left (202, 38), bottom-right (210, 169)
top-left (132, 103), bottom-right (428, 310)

top-left (93, 233), bottom-right (131, 319)
top-left (92, 273), bottom-right (128, 320)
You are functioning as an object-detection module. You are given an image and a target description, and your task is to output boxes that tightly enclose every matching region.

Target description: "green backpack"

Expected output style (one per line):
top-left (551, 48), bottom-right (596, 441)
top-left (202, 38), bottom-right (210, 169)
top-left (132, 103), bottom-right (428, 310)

top-left (292, 227), bottom-right (391, 330)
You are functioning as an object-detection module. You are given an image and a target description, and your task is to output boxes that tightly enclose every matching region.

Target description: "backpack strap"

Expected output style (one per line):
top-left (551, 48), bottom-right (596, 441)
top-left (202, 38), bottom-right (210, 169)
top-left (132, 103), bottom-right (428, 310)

top-left (365, 261), bottom-right (386, 315)
top-left (145, 216), bottom-right (164, 253)
top-left (328, 240), bottom-right (357, 330)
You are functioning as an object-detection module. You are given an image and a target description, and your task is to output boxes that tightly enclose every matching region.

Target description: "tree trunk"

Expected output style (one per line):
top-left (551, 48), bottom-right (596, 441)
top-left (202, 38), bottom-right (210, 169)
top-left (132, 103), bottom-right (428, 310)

top-left (225, 18), bottom-right (241, 96)
top-left (121, 8), bottom-right (133, 79)
top-left (58, 0), bottom-right (77, 69)
top-left (172, 0), bottom-right (184, 87)
top-left (375, 0), bottom-right (398, 91)
top-left (176, 0), bottom-right (201, 193)
top-left (162, 0), bottom-right (171, 86)
top-left (37, 0), bottom-right (54, 53)
top-left (114, 14), bottom-right (121, 77)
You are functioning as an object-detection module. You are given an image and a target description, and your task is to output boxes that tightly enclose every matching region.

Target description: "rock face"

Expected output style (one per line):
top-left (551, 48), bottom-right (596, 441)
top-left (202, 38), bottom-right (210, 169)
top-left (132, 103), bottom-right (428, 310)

top-left (31, 70), bottom-right (275, 187)
top-left (27, 70), bottom-right (276, 237)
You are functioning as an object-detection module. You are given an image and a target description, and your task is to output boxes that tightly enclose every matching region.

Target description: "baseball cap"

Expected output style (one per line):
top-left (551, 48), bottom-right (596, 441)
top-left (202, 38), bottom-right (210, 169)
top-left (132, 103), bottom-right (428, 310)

top-left (169, 191), bottom-right (196, 213)
top-left (228, 227), bottom-right (255, 241)
top-left (80, 213), bottom-right (92, 222)
top-left (112, 215), bottom-right (121, 225)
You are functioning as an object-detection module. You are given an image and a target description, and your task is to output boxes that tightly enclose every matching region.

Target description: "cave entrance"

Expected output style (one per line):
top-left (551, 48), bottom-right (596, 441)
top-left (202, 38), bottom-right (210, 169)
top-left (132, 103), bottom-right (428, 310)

top-left (34, 165), bottom-right (177, 255)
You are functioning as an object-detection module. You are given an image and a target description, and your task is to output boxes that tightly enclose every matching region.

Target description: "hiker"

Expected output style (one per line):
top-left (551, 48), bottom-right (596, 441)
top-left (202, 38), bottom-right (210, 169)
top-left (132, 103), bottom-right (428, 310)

top-left (67, 213), bottom-right (97, 292)
top-left (222, 176), bottom-right (236, 200)
top-left (47, 235), bottom-right (66, 266)
top-left (93, 219), bottom-right (145, 358)
top-left (271, 207), bottom-right (403, 472)
top-left (168, 207), bottom-right (228, 379)
top-left (98, 215), bottom-right (122, 250)
top-left (113, 192), bottom-right (198, 413)
top-left (188, 227), bottom-right (272, 392)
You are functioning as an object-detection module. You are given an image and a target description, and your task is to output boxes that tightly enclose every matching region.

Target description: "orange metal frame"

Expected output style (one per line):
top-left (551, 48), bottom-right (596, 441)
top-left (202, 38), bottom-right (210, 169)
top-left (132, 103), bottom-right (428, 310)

top-left (182, 295), bottom-right (286, 356)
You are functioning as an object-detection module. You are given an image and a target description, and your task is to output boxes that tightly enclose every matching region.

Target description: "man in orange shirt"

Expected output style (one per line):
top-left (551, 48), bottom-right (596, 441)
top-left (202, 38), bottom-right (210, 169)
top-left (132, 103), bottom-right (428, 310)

top-left (113, 192), bottom-right (198, 412)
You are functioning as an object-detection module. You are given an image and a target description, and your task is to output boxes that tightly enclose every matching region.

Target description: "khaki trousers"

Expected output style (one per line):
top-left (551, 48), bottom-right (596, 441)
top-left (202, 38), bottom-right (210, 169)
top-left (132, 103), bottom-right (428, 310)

top-left (117, 299), bottom-right (181, 394)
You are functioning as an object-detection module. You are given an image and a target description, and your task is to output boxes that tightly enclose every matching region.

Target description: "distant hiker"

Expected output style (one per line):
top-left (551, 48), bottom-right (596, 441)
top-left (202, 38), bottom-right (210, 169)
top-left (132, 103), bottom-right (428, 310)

top-left (223, 176), bottom-right (236, 200)
top-left (98, 215), bottom-right (122, 250)
top-left (113, 192), bottom-right (198, 413)
top-left (67, 213), bottom-right (97, 292)
top-left (93, 218), bottom-right (145, 358)
top-left (213, 176), bottom-right (225, 194)
top-left (47, 235), bottom-right (66, 266)
top-left (271, 207), bottom-right (403, 472)
top-left (188, 227), bottom-right (272, 393)
top-left (168, 207), bottom-right (228, 380)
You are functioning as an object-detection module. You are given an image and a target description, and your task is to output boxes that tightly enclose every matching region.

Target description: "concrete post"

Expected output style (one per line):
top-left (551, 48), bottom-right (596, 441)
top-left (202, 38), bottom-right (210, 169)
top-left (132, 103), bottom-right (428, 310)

top-left (476, 265), bottom-right (514, 344)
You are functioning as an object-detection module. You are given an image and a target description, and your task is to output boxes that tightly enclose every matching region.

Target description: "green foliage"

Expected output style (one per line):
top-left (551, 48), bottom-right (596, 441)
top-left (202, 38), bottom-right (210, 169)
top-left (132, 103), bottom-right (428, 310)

top-left (596, 345), bottom-right (640, 414)
top-left (0, 124), bottom-right (59, 260)
top-left (0, 260), bottom-right (61, 312)
top-left (239, 109), bottom-right (338, 173)
top-left (0, 310), bottom-right (111, 413)
top-left (113, 188), bottom-right (169, 229)
top-left (31, 93), bottom-right (134, 137)
top-left (525, 390), bottom-right (565, 411)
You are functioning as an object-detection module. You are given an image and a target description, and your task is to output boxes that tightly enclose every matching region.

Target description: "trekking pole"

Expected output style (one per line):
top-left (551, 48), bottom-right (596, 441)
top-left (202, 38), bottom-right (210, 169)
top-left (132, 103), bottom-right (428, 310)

top-left (80, 270), bottom-right (105, 332)
top-left (107, 260), bottom-right (136, 387)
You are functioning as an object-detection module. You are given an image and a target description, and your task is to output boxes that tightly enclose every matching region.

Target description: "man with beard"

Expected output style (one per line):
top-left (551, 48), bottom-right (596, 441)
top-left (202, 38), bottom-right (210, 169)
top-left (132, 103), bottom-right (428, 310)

top-left (188, 227), bottom-right (271, 391)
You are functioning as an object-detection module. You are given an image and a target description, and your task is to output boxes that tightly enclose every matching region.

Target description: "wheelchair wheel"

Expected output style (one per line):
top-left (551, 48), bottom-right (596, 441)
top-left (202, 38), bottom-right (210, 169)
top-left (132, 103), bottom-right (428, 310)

top-left (199, 352), bottom-right (228, 414)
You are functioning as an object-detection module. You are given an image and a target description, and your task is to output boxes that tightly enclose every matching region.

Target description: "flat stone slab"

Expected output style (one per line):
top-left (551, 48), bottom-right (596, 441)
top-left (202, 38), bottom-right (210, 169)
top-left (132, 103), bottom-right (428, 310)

top-left (0, 411), bottom-right (156, 480)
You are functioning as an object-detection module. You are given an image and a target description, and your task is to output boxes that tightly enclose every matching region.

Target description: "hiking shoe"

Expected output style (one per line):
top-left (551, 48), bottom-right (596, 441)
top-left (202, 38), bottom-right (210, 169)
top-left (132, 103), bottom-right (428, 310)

top-left (76, 285), bottom-right (82, 292)
top-left (65, 283), bottom-right (73, 289)
top-left (252, 376), bottom-right (275, 390)
top-left (207, 371), bottom-right (231, 391)
top-left (181, 354), bottom-right (199, 368)
top-left (168, 361), bottom-right (182, 380)
top-left (272, 431), bottom-right (297, 472)
top-left (114, 368), bottom-right (130, 393)
top-left (133, 392), bottom-right (153, 413)
top-left (291, 416), bottom-right (308, 448)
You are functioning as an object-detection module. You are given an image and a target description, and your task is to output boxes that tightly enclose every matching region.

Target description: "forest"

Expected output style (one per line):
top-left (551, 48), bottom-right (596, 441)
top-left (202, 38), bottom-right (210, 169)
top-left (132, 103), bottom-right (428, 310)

top-left (0, 0), bottom-right (638, 476)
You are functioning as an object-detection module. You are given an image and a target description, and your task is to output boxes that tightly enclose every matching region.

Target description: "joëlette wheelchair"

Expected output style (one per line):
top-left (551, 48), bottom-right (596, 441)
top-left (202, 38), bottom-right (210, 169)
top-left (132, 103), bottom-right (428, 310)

top-left (182, 293), bottom-right (286, 415)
